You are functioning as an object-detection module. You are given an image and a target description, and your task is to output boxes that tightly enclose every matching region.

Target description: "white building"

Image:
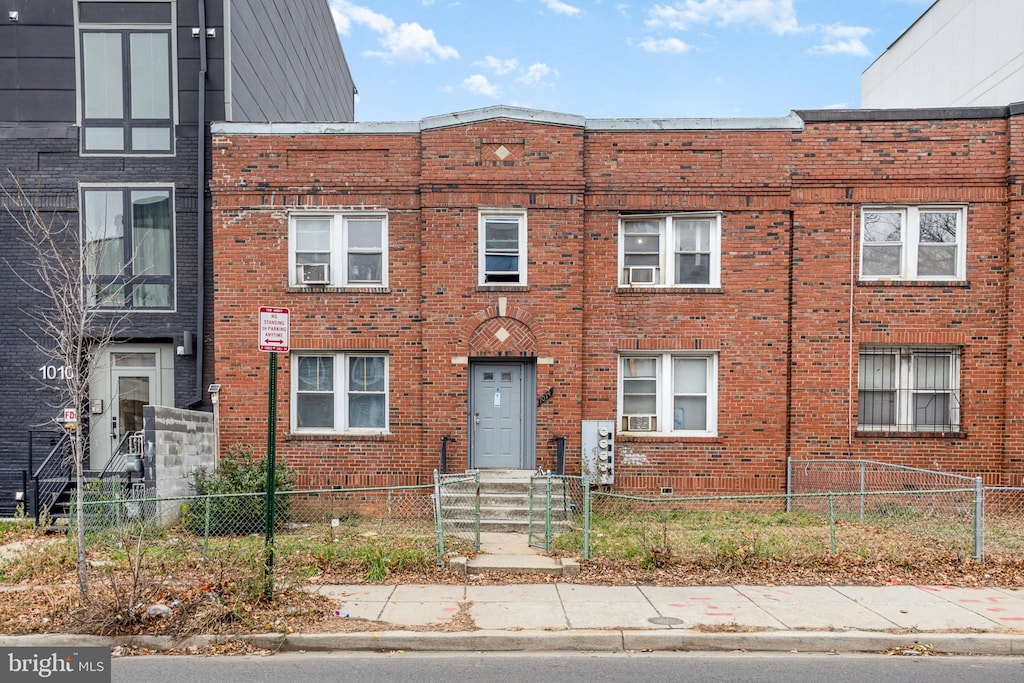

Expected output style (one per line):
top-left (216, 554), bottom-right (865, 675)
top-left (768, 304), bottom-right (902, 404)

top-left (861, 0), bottom-right (1024, 108)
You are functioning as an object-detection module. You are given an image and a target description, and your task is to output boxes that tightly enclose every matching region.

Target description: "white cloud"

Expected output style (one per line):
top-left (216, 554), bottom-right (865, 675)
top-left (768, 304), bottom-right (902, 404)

top-left (643, 2), bottom-right (872, 58)
top-left (821, 102), bottom-right (849, 109)
top-left (639, 37), bottom-right (693, 53)
top-left (332, 1), bottom-right (395, 33)
top-left (517, 62), bottom-right (556, 85)
top-left (330, 6), bottom-right (351, 34)
top-left (810, 23), bottom-right (872, 57)
top-left (645, 0), bottom-right (800, 35)
top-left (475, 56), bottom-right (520, 75)
top-left (462, 74), bottom-right (501, 97)
top-left (541, 0), bottom-right (583, 16)
top-left (331, 0), bottom-right (459, 63)
top-left (809, 38), bottom-right (870, 57)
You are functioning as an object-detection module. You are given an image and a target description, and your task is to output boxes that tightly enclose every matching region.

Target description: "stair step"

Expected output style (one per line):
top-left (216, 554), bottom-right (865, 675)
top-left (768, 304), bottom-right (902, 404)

top-left (444, 510), bottom-right (572, 523)
top-left (438, 470), bottom-right (577, 536)
top-left (465, 554), bottom-right (564, 575)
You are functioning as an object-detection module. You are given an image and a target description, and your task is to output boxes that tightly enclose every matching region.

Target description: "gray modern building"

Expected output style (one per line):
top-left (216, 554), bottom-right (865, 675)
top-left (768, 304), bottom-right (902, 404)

top-left (861, 0), bottom-right (1024, 108)
top-left (0, 0), bottom-right (354, 515)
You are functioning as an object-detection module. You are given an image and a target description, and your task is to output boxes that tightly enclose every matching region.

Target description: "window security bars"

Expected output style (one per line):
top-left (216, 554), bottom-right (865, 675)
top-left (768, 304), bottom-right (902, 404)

top-left (858, 347), bottom-right (961, 432)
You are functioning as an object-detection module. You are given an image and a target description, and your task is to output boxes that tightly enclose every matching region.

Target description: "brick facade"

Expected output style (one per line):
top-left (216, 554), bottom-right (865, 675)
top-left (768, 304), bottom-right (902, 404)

top-left (209, 104), bottom-right (1024, 494)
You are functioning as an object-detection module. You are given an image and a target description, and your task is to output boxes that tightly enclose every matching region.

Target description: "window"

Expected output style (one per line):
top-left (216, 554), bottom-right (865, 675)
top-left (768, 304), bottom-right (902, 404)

top-left (79, 2), bottom-right (175, 154)
top-left (290, 213), bottom-right (387, 287)
top-left (82, 186), bottom-right (174, 309)
top-left (619, 214), bottom-right (721, 287)
top-left (858, 347), bottom-right (961, 432)
top-left (619, 353), bottom-right (717, 435)
top-left (860, 206), bottom-right (965, 281)
top-left (479, 211), bottom-right (527, 285)
top-left (292, 353), bottom-right (389, 433)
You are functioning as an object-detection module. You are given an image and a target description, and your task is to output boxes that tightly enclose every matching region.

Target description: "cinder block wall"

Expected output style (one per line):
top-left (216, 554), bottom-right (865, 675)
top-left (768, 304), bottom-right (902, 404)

top-left (143, 405), bottom-right (214, 523)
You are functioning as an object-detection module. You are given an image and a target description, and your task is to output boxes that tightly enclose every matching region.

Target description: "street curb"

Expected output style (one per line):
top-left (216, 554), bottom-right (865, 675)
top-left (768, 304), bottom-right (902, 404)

top-left (5, 630), bottom-right (1022, 656)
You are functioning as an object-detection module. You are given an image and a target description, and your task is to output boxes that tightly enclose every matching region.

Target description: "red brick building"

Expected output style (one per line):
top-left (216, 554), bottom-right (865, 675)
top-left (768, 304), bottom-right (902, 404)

top-left (208, 103), bottom-right (1024, 494)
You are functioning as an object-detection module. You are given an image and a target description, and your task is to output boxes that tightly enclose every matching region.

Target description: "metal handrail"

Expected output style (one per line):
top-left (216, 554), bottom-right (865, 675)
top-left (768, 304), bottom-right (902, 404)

top-left (96, 431), bottom-right (143, 478)
top-left (30, 430), bottom-right (72, 523)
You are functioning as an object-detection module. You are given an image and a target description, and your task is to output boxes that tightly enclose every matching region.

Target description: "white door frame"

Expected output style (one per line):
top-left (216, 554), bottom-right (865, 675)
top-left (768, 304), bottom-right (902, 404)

top-left (88, 343), bottom-right (174, 469)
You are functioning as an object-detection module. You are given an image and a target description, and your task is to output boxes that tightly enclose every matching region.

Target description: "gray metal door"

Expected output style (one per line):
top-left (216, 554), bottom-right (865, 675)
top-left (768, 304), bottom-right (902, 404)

top-left (471, 363), bottom-right (524, 468)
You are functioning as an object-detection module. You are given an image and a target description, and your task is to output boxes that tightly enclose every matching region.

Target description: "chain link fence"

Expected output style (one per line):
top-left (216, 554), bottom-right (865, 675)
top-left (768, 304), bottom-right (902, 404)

top-left (584, 488), bottom-right (978, 567)
top-left (67, 461), bottom-right (1016, 579)
top-left (982, 487), bottom-right (1024, 560)
top-left (527, 475), bottom-right (586, 552)
top-left (788, 458), bottom-right (982, 559)
top-left (434, 470), bottom-right (480, 560)
top-left (789, 458), bottom-right (978, 513)
top-left (74, 483), bottom-right (441, 585)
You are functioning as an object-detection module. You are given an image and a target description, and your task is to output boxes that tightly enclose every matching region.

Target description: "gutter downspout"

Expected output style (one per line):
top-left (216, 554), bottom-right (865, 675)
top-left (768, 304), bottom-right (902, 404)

top-left (191, 0), bottom-right (208, 409)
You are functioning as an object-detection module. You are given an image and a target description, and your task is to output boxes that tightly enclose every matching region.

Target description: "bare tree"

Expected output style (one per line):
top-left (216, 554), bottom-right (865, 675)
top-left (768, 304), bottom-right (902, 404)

top-left (2, 174), bottom-right (132, 600)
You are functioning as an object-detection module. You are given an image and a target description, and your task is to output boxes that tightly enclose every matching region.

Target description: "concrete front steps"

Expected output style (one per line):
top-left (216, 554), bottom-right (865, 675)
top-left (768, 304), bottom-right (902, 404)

top-left (440, 470), bottom-right (580, 577)
top-left (439, 469), bottom-right (574, 534)
top-left (449, 532), bottom-right (580, 578)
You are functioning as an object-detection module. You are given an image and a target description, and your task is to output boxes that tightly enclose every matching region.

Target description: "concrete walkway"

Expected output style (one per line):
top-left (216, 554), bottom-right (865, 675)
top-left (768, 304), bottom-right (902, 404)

top-left (449, 532), bottom-right (579, 576)
top-left (313, 582), bottom-right (1024, 632)
top-left (7, 582), bottom-right (1024, 655)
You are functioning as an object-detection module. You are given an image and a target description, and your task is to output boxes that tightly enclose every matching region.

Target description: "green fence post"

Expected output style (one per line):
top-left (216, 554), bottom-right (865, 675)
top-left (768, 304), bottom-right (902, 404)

top-left (203, 495), bottom-right (210, 559)
top-left (785, 457), bottom-right (792, 513)
top-left (545, 475), bottom-right (553, 552)
top-left (263, 351), bottom-right (278, 600)
top-left (433, 470), bottom-right (444, 566)
top-left (828, 492), bottom-right (836, 555)
top-left (583, 485), bottom-right (591, 560)
top-left (859, 462), bottom-right (866, 524)
top-left (473, 471), bottom-right (481, 552)
top-left (528, 476), bottom-right (535, 546)
top-left (974, 477), bottom-right (984, 562)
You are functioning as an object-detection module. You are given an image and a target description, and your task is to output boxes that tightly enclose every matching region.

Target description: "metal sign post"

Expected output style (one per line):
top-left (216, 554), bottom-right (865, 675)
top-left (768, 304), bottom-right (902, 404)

top-left (258, 307), bottom-right (289, 599)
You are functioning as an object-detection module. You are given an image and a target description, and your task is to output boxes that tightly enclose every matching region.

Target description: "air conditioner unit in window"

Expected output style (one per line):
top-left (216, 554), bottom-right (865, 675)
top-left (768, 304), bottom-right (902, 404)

top-left (298, 263), bottom-right (330, 285)
top-left (627, 266), bottom-right (657, 285)
top-left (625, 414), bottom-right (657, 432)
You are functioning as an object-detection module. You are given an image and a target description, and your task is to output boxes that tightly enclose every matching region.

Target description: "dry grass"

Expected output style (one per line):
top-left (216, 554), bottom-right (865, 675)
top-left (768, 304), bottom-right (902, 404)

top-left (1, 510), bottom-right (1023, 639)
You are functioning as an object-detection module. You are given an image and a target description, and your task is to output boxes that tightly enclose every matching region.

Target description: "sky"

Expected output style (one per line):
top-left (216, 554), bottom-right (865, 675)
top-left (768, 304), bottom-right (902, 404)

top-left (327, 0), bottom-right (937, 123)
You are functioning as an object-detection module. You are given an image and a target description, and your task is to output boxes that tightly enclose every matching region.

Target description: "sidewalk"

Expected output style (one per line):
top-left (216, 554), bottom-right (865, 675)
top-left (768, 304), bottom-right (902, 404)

top-left (2, 531), bottom-right (1024, 655)
top-left (4, 582), bottom-right (1024, 655)
top-left (284, 582), bottom-right (1024, 655)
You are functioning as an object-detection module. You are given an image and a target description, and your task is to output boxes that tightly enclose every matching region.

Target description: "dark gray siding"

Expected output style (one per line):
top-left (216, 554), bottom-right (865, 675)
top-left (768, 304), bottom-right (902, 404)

top-left (228, 0), bottom-right (354, 122)
top-left (0, 0), bottom-right (353, 514)
top-left (0, 132), bottom-right (202, 515)
top-left (0, 1), bottom-right (76, 124)
top-left (178, 0), bottom-right (227, 123)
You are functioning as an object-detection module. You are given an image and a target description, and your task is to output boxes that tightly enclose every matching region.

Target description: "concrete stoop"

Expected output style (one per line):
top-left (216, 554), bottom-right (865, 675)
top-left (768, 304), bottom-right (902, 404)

top-left (448, 530), bottom-right (580, 578)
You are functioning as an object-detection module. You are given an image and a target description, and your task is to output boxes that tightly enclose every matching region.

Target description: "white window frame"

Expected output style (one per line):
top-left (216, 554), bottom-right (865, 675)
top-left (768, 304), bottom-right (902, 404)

top-left (618, 352), bottom-right (718, 436)
top-left (618, 213), bottom-right (722, 288)
top-left (478, 210), bottom-right (528, 286)
top-left (75, 1), bottom-right (178, 156)
top-left (79, 182), bottom-right (177, 312)
top-left (860, 206), bottom-right (966, 281)
top-left (288, 212), bottom-right (388, 287)
top-left (857, 347), bottom-right (961, 432)
top-left (291, 352), bottom-right (389, 434)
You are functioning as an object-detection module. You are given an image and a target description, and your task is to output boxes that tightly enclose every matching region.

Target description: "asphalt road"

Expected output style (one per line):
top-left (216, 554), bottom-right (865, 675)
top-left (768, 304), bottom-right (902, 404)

top-left (112, 651), bottom-right (1024, 683)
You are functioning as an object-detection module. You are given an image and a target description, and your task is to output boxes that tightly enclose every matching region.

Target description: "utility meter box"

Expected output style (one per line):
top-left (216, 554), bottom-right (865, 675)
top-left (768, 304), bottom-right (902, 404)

top-left (581, 420), bottom-right (614, 486)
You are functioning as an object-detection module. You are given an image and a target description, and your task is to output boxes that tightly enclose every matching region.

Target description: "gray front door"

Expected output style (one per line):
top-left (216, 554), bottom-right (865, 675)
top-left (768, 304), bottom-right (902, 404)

top-left (471, 363), bottom-right (526, 469)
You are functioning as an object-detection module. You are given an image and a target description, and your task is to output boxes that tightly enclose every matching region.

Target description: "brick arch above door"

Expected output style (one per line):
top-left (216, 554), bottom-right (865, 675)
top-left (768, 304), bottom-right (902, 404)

top-left (468, 316), bottom-right (538, 357)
